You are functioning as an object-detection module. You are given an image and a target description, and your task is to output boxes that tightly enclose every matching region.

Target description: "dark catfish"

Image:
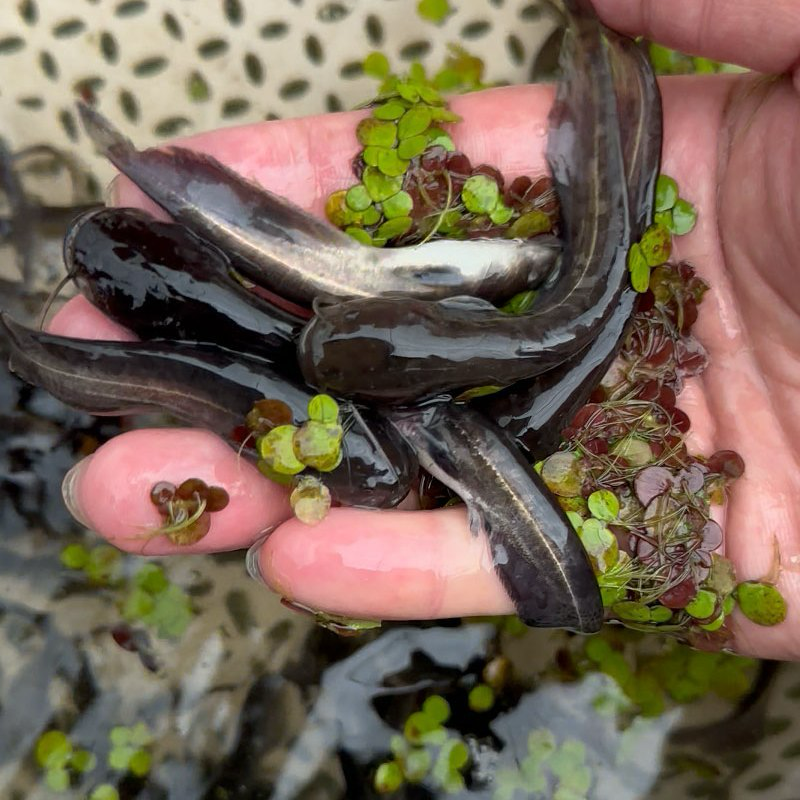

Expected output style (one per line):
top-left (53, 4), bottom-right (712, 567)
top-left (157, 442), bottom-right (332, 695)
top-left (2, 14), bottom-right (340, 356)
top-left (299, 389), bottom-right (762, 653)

top-left (76, 103), bottom-right (560, 305)
top-left (1, 315), bottom-right (416, 509)
top-left (297, 0), bottom-right (631, 403)
top-left (66, 207), bottom-right (304, 366)
top-left (389, 403), bottom-right (602, 632)
top-left (483, 31), bottom-right (663, 457)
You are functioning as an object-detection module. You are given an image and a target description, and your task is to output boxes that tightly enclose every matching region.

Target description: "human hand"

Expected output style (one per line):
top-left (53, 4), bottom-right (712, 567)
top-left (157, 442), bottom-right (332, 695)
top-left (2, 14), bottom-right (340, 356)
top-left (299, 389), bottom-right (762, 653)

top-left (49, 0), bottom-right (800, 659)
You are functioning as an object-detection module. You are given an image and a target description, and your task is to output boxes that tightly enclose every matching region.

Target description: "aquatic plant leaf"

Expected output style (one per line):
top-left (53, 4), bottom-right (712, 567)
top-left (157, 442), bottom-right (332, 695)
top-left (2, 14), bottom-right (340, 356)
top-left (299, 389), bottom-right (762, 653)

top-left (735, 581), bottom-right (787, 626)
top-left (363, 166), bottom-right (404, 201)
top-left (108, 746), bottom-right (135, 771)
top-left (109, 727), bottom-right (132, 747)
top-left (610, 435), bottom-right (652, 466)
top-left (489, 201), bottom-right (514, 226)
top-left (507, 209), bottom-right (551, 238)
top-left (405, 748), bottom-right (432, 782)
top-left (46, 768), bottom-right (70, 791)
top-left (587, 489), bottom-right (619, 521)
top-left (613, 601), bottom-right (651, 622)
top-left (527, 728), bottom-right (557, 760)
top-left (382, 190), bottom-right (414, 218)
top-left (455, 384), bottom-right (503, 401)
top-left (398, 106), bottom-right (432, 139)
top-left (566, 511), bottom-right (583, 531)
top-left (345, 226), bottom-right (372, 245)
top-left (422, 694), bottom-right (451, 724)
top-left (699, 613), bottom-right (725, 631)
top-left (404, 710), bottom-right (438, 744)
top-left (397, 134), bottom-right (428, 159)
top-left (129, 749), bottom-right (151, 777)
top-left (60, 543), bottom-right (90, 569)
top-left (89, 786), bottom-right (120, 800)
top-left (144, 583), bottom-right (194, 638)
top-left (684, 589), bottom-right (717, 619)
top-left (290, 477), bottom-right (333, 525)
top-left (468, 683), bottom-right (495, 712)
top-left (71, 749), bottom-right (96, 773)
top-left (430, 106), bottom-right (461, 123)
top-left (135, 563), bottom-right (169, 594)
top-left (500, 289), bottom-right (538, 315)
top-left (704, 554), bottom-right (737, 596)
top-left (325, 189), bottom-right (356, 227)
top-left (374, 99), bottom-right (406, 120)
top-left (377, 147), bottom-right (409, 177)
top-left (357, 118), bottom-right (397, 148)
top-left (579, 518), bottom-right (618, 573)
top-left (627, 242), bottom-right (650, 292)
top-left (259, 425), bottom-right (305, 475)
top-left (308, 394), bottom-right (339, 424)
top-left (377, 216), bottom-right (413, 239)
top-left (541, 452), bottom-right (585, 497)
top-left (640, 223), bottom-right (672, 267)
top-left (362, 205), bottom-right (381, 225)
top-left (671, 198), bottom-right (697, 235)
top-left (375, 760), bottom-right (404, 792)
top-left (363, 51), bottom-right (390, 79)
top-left (397, 81), bottom-right (420, 102)
top-left (417, 0), bottom-right (452, 24)
top-left (649, 606), bottom-right (673, 623)
top-left (362, 145), bottom-right (382, 167)
top-left (36, 731), bottom-right (72, 769)
top-left (584, 636), bottom-right (612, 663)
top-left (425, 126), bottom-right (455, 150)
top-left (655, 174), bottom-right (678, 212)
top-left (462, 174), bottom-right (499, 214)
top-left (345, 183), bottom-right (372, 212)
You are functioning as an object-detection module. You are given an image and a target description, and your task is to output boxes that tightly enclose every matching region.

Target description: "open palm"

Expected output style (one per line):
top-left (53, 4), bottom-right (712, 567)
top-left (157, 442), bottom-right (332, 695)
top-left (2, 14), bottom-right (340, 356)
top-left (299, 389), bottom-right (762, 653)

top-left (49, 0), bottom-right (800, 659)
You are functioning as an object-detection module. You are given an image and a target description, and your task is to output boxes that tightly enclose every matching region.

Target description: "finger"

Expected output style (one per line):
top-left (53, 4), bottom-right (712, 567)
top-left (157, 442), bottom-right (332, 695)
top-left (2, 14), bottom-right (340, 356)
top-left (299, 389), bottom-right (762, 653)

top-left (593, 0), bottom-right (800, 80)
top-left (49, 294), bottom-right (136, 341)
top-left (250, 506), bottom-right (516, 620)
top-left (63, 428), bottom-right (291, 554)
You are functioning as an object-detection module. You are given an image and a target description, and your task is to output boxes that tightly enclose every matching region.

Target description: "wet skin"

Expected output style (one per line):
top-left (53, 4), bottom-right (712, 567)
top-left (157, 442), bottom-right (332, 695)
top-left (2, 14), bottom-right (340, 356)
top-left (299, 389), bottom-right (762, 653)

top-left (66, 207), bottom-right (304, 367)
top-left (2, 316), bottom-right (416, 509)
top-left (78, 104), bottom-right (560, 305)
top-left (44, 0), bottom-right (800, 659)
top-left (482, 27), bottom-right (662, 455)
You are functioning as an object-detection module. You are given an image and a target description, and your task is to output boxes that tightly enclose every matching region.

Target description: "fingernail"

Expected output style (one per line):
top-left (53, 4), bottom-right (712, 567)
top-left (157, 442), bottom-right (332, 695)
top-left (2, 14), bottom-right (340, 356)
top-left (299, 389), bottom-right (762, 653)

top-left (105, 175), bottom-right (121, 206)
top-left (245, 528), bottom-right (275, 587)
top-left (62, 456), bottom-right (93, 528)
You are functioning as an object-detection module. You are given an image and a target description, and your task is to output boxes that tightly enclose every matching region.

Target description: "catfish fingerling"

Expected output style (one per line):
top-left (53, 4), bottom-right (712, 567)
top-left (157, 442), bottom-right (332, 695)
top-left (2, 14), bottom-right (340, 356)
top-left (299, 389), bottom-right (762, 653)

top-left (1, 315), bottom-right (416, 509)
top-left (483, 30), bottom-right (663, 456)
top-left (66, 207), bottom-right (304, 366)
top-left (298, 0), bottom-right (631, 403)
top-left (76, 103), bottom-right (560, 305)
top-left (389, 403), bottom-right (602, 632)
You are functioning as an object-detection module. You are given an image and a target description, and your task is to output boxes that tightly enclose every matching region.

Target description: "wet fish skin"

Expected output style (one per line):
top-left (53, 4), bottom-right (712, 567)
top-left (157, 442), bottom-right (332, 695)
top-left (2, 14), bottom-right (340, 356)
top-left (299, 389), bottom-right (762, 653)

top-left (297, 0), bottom-right (631, 403)
top-left (483, 31), bottom-right (663, 456)
top-left (76, 102), bottom-right (560, 304)
top-left (389, 403), bottom-right (602, 633)
top-left (66, 206), bottom-right (304, 368)
top-left (1, 315), bottom-right (417, 509)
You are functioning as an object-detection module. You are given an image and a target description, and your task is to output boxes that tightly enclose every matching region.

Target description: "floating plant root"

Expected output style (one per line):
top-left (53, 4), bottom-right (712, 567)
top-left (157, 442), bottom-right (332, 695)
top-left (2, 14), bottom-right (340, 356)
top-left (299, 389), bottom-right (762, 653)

top-left (143, 478), bottom-right (229, 546)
